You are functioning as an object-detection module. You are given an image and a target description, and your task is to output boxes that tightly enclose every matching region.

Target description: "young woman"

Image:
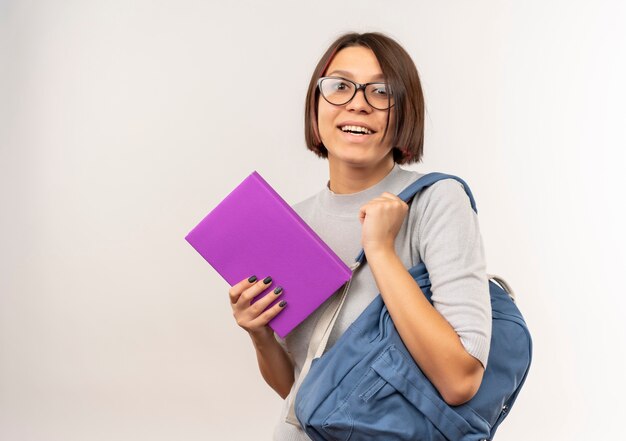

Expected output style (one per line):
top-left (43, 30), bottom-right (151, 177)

top-left (227, 32), bottom-right (491, 440)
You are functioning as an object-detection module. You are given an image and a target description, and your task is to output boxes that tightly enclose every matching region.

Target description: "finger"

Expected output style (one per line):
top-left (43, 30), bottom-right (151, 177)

top-left (366, 193), bottom-right (396, 203)
top-left (359, 197), bottom-right (388, 215)
top-left (373, 195), bottom-right (404, 206)
top-left (250, 285), bottom-right (285, 315)
top-left (249, 299), bottom-right (287, 327)
top-left (372, 194), bottom-right (407, 209)
top-left (229, 275), bottom-right (259, 304)
top-left (358, 199), bottom-right (383, 217)
top-left (380, 191), bottom-right (399, 200)
top-left (237, 276), bottom-right (275, 306)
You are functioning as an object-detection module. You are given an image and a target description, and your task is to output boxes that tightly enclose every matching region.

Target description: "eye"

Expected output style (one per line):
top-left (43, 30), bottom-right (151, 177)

top-left (333, 80), bottom-right (351, 91)
top-left (371, 84), bottom-right (390, 96)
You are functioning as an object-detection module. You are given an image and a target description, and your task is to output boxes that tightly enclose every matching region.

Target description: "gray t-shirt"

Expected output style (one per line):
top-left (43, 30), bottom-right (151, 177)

top-left (273, 164), bottom-right (491, 440)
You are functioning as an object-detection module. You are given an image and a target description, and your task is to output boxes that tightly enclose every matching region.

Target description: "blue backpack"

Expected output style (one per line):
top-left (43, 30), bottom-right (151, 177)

top-left (293, 173), bottom-right (533, 441)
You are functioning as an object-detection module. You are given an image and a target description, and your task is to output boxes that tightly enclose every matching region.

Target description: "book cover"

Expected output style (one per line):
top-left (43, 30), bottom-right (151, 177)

top-left (185, 171), bottom-right (352, 338)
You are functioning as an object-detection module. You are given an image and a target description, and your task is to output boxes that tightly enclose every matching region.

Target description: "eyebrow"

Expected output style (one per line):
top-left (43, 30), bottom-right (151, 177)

top-left (326, 70), bottom-right (386, 82)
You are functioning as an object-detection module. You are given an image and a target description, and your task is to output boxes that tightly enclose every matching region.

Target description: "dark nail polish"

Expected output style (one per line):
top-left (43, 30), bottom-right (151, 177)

top-left (248, 275), bottom-right (257, 283)
top-left (263, 276), bottom-right (272, 285)
top-left (273, 286), bottom-right (283, 295)
top-left (279, 300), bottom-right (287, 307)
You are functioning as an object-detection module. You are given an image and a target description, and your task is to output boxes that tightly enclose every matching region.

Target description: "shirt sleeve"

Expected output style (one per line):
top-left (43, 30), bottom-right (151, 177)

top-left (411, 179), bottom-right (492, 367)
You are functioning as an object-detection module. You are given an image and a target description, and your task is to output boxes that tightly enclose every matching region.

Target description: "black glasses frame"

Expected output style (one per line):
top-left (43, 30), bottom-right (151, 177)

top-left (317, 76), bottom-right (394, 110)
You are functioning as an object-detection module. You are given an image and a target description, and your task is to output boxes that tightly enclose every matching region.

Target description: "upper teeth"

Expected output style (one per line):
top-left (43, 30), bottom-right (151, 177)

top-left (341, 125), bottom-right (373, 134)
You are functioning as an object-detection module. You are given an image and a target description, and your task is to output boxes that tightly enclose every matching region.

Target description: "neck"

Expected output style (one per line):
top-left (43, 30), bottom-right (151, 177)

top-left (327, 155), bottom-right (395, 194)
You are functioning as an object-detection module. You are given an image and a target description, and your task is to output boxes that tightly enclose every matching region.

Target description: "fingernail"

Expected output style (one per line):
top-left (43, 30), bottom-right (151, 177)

top-left (273, 286), bottom-right (283, 295)
top-left (263, 276), bottom-right (272, 285)
top-left (279, 300), bottom-right (287, 307)
top-left (248, 275), bottom-right (257, 283)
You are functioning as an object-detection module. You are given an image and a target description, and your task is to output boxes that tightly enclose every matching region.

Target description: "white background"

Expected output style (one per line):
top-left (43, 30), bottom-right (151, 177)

top-left (1, 0), bottom-right (625, 439)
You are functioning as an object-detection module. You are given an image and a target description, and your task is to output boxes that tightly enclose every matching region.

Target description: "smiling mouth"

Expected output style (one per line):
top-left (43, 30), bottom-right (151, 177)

top-left (338, 125), bottom-right (376, 135)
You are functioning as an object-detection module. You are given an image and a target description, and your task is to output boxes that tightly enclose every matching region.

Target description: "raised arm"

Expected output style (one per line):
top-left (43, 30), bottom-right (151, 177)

top-left (359, 181), bottom-right (490, 406)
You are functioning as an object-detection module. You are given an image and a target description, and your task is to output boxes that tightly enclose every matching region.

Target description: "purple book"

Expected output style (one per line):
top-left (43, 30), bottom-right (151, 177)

top-left (185, 171), bottom-right (352, 338)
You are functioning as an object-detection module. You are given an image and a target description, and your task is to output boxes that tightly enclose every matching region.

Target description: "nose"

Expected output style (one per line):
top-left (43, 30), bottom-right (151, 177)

top-left (346, 87), bottom-right (372, 113)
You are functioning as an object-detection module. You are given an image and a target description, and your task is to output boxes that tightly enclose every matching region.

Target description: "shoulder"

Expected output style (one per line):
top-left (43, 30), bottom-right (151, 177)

top-left (291, 191), bottom-right (320, 220)
top-left (291, 193), bottom-right (316, 211)
top-left (421, 178), bottom-right (468, 201)
top-left (410, 177), bottom-right (473, 216)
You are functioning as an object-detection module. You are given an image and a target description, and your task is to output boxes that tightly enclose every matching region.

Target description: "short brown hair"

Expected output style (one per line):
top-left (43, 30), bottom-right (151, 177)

top-left (304, 32), bottom-right (425, 164)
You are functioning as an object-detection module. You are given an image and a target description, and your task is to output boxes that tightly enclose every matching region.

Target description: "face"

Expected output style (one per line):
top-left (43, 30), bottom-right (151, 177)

top-left (317, 46), bottom-right (396, 169)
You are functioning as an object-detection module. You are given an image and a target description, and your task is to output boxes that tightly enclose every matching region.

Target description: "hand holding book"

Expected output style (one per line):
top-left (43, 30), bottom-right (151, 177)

top-left (186, 171), bottom-right (352, 338)
top-left (229, 275), bottom-right (287, 338)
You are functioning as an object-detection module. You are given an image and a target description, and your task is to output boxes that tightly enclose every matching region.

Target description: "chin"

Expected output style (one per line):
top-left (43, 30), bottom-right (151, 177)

top-left (329, 151), bottom-right (381, 169)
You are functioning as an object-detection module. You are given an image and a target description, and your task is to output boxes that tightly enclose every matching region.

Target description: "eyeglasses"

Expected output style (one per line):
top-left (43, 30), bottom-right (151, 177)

top-left (317, 76), bottom-right (394, 110)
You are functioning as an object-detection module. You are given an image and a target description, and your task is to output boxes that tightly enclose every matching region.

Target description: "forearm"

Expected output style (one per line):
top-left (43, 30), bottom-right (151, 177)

top-left (366, 246), bottom-right (484, 405)
top-left (250, 330), bottom-right (295, 399)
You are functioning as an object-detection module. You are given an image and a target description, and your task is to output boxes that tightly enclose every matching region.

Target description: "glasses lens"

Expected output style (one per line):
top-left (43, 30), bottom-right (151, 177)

top-left (365, 83), bottom-right (393, 110)
top-left (319, 78), bottom-right (355, 106)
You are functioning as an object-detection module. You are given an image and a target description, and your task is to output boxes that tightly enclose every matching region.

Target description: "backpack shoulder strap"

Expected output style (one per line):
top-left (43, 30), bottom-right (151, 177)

top-left (397, 172), bottom-right (477, 210)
